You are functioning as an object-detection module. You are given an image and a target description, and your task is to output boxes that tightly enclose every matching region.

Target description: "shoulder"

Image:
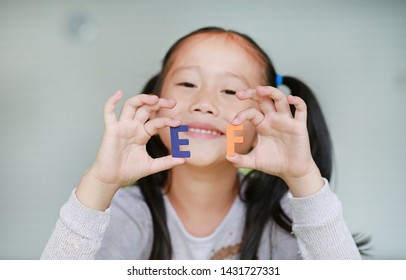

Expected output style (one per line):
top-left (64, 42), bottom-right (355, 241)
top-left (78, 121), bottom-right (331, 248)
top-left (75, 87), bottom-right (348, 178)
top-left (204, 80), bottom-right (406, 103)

top-left (280, 192), bottom-right (293, 219)
top-left (96, 185), bottom-right (153, 259)
top-left (111, 185), bottom-right (152, 222)
top-left (114, 185), bottom-right (146, 203)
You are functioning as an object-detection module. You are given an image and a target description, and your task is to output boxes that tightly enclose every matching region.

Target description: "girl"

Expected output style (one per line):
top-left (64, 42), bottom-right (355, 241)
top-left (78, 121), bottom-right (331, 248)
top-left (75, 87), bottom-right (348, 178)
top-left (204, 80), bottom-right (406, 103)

top-left (41, 27), bottom-right (361, 260)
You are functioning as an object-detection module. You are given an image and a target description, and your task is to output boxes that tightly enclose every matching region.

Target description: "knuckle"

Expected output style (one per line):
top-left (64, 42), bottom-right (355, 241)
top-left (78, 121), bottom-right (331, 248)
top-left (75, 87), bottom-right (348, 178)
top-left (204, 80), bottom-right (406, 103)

top-left (123, 98), bottom-right (135, 107)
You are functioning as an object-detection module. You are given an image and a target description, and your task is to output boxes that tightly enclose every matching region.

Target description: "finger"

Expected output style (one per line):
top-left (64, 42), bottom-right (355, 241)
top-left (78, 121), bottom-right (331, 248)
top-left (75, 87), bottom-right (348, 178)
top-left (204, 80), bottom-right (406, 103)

top-left (236, 88), bottom-right (276, 114)
top-left (119, 94), bottom-right (159, 121)
top-left (288, 95), bottom-right (307, 123)
top-left (226, 153), bottom-right (256, 170)
top-left (236, 88), bottom-right (264, 102)
top-left (144, 117), bottom-right (181, 137)
top-left (104, 90), bottom-right (123, 126)
top-left (231, 107), bottom-right (265, 127)
top-left (256, 86), bottom-right (291, 116)
top-left (134, 98), bottom-right (177, 124)
top-left (149, 155), bottom-right (185, 174)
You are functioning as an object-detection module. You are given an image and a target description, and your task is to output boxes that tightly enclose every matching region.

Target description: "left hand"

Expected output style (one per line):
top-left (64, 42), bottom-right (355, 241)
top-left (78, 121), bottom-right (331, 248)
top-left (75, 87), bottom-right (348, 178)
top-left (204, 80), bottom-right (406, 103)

top-left (226, 86), bottom-right (324, 197)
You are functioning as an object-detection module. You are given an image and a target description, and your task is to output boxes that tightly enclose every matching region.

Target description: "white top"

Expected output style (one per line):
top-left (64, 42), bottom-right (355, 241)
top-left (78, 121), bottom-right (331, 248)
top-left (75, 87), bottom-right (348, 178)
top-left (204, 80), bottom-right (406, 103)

top-left (41, 179), bottom-right (361, 260)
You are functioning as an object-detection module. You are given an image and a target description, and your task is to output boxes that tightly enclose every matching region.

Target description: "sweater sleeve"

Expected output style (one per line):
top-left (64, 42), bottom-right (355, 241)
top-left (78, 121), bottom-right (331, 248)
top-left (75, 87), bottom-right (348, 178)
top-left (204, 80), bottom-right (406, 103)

top-left (95, 187), bottom-right (153, 259)
top-left (40, 190), bottom-right (110, 260)
top-left (288, 179), bottom-right (361, 259)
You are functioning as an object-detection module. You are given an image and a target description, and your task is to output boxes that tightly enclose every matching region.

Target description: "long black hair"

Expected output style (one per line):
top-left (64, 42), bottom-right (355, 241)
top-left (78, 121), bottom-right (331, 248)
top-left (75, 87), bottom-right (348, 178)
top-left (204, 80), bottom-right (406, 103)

top-left (137, 27), bottom-right (360, 259)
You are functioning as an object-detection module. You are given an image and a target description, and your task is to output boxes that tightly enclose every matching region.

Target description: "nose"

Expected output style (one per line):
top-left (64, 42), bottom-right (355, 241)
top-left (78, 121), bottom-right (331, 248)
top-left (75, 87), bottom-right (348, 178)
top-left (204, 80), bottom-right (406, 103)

top-left (190, 89), bottom-right (219, 116)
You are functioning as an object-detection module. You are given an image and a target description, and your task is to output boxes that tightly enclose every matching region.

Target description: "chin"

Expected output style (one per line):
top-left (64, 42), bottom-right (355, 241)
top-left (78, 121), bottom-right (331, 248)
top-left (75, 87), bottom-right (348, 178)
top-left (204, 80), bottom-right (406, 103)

top-left (183, 150), bottom-right (227, 168)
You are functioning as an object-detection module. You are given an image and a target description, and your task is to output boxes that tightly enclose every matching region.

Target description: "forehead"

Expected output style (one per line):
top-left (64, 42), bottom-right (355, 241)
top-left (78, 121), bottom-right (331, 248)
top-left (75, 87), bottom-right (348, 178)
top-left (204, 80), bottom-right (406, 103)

top-left (166, 33), bottom-right (267, 84)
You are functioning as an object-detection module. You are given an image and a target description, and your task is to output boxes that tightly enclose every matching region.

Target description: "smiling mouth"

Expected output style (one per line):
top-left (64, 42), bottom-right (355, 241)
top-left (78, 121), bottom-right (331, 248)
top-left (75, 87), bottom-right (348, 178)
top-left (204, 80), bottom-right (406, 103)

top-left (188, 127), bottom-right (222, 136)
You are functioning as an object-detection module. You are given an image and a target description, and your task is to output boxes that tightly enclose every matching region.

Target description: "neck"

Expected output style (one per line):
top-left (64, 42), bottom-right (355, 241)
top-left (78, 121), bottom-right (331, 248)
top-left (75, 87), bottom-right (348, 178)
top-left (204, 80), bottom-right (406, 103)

top-left (165, 162), bottom-right (240, 237)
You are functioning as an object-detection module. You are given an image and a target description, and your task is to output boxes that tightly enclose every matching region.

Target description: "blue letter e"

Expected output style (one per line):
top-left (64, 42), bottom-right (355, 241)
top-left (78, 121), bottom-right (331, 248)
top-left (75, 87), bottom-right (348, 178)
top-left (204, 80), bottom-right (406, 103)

top-left (170, 125), bottom-right (191, 158)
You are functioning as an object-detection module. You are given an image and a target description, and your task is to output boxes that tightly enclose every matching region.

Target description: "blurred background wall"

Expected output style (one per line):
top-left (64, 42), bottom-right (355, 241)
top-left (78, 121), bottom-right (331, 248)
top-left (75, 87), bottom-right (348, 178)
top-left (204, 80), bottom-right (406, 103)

top-left (1, 0), bottom-right (405, 259)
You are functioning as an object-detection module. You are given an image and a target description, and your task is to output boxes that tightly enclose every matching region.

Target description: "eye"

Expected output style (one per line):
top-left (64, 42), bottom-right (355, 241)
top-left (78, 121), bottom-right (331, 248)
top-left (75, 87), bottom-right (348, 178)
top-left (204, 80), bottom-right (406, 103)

top-left (177, 82), bottom-right (197, 88)
top-left (222, 89), bottom-right (237, 95)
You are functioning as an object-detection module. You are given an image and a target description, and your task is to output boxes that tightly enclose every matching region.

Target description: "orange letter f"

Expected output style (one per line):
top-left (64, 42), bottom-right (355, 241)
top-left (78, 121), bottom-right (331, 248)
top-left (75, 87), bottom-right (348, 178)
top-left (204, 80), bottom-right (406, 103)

top-left (226, 124), bottom-right (244, 156)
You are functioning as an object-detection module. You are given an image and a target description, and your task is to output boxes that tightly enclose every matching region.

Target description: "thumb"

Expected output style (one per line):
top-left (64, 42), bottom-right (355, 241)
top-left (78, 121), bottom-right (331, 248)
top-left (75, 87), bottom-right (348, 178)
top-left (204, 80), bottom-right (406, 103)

top-left (226, 153), bottom-right (256, 170)
top-left (149, 155), bottom-right (185, 175)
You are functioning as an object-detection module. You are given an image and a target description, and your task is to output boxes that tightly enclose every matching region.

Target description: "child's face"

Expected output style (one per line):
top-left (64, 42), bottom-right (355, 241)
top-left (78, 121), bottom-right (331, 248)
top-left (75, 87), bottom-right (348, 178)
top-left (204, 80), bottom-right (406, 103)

top-left (156, 33), bottom-right (264, 167)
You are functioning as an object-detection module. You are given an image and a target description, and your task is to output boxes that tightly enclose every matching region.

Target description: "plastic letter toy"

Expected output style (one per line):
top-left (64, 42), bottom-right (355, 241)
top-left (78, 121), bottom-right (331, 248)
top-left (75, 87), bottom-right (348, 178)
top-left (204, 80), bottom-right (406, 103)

top-left (226, 124), bottom-right (244, 156)
top-left (170, 125), bottom-right (191, 158)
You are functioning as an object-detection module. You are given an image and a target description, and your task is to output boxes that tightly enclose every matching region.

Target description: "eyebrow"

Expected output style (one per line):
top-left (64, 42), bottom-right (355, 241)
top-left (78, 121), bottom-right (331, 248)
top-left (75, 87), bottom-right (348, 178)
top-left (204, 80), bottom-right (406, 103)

top-left (170, 66), bottom-right (250, 86)
top-left (170, 66), bottom-right (199, 76)
top-left (223, 71), bottom-right (250, 86)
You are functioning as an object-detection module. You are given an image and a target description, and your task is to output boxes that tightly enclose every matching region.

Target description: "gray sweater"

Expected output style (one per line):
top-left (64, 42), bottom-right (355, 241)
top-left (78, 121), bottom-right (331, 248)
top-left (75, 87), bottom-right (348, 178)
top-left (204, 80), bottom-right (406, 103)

top-left (41, 179), bottom-right (361, 260)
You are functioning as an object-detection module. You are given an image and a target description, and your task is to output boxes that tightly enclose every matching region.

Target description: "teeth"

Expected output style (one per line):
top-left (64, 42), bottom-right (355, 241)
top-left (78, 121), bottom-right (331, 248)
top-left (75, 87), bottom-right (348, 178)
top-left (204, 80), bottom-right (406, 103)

top-left (189, 127), bottom-right (220, 136)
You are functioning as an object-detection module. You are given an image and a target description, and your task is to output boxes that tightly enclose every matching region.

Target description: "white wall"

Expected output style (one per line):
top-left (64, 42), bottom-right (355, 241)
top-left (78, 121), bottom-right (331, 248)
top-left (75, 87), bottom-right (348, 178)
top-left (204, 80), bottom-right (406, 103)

top-left (1, 0), bottom-right (405, 259)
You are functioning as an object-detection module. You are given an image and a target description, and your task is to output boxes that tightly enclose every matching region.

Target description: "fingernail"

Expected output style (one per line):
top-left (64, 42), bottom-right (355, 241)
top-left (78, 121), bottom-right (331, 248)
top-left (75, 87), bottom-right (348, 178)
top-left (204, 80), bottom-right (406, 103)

top-left (232, 117), bottom-right (241, 125)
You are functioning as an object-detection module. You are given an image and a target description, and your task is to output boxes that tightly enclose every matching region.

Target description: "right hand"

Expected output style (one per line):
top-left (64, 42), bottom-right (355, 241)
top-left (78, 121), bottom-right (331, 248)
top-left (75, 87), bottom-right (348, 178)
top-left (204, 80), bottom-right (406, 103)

top-left (76, 91), bottom-right (185, 210)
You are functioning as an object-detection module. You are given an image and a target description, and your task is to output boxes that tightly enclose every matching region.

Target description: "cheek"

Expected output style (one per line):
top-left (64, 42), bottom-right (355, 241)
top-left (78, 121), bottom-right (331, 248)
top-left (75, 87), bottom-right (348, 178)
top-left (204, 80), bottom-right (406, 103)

top-left (158, 127), bottom-right (172, 151)
top-left (156, 104), bottom-right (181, 119)
top-left (235, 100), bottom-right (260, 136)
top-left (234, 122), bottom-right (257, 154)
top-left (232, 99), bottom-right (260, 117)
top-left (243, 123), bottom-right (257, 146)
